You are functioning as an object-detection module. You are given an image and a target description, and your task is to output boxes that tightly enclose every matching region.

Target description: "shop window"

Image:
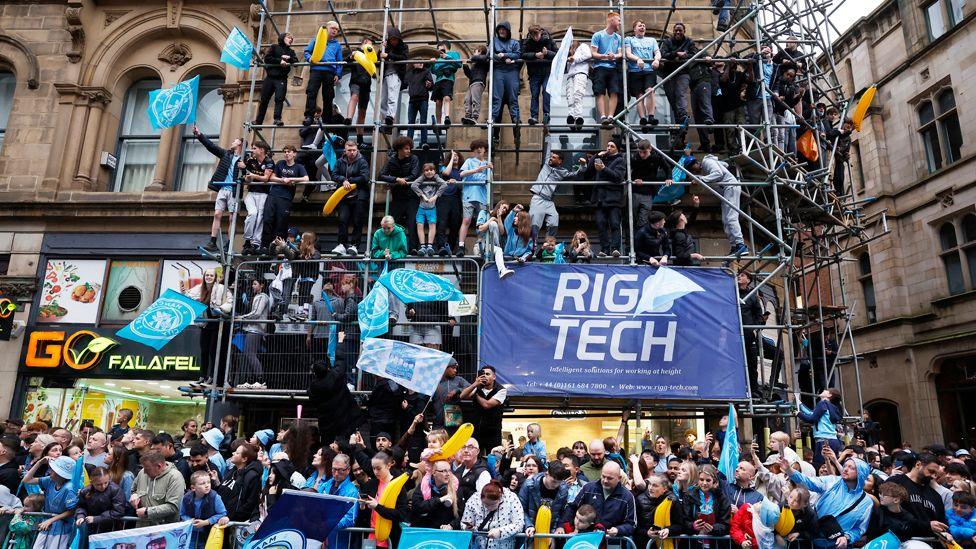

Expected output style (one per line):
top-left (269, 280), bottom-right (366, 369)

top-left (858, 252), bottom-right (877, 323)
top-left (938, 215), bottom-right (976, 295)
top-left (114, 79), bottom-right (162, 192)
top-left (0, 71), bottom-right (14, 154)
top-left (177, 78), bottom-right (225, 191)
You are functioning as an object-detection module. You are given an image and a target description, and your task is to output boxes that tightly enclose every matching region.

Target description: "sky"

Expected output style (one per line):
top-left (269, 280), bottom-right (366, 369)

top-left (828, 0), bottom-right (886, 39)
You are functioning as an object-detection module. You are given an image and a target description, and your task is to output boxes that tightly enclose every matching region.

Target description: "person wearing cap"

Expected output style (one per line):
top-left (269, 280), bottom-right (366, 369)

top-left (431, 359), bottom-right (468, 435)
top-left (22, 454), bottom-right (79, 546)
top-left (3, 419), bottom-right (23, 436)
top-left (201, 428), bottom-right (227, 476)
top-left (131, 450), bottom-right (186, 526)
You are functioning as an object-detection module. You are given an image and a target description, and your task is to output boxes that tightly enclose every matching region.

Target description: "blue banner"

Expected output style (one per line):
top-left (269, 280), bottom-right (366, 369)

top-left (357, 337), bottom-right (453, 396)
top-left (146, 75), bottom-right (199, 130)
top-left (863, 532), bottom-right (900, 549)
top-left (89, 521), bottom-right (192, 549)
top-left (116, 289), bottom-right (207, 351)
top-left (358, 283), bottom-right (390, 338)
top-left (565, 531), bottom-right (605, 549)
top-left (399, 527), bottom-right (472, 549)
top-left (378, 268), bottom-right (463, 303)
top-left (718, 403), bottom-right (739, 481)
top-left (481, 265), bottom-right (748, 399)
top-left (246, 490), bottom-right (354, 549)
top-left (221, 27), bottom-right (253, 70)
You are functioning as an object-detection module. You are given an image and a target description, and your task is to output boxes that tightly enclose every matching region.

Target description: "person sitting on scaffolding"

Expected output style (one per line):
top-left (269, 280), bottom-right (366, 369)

top-left (590, 12), bottom-right (624, 127)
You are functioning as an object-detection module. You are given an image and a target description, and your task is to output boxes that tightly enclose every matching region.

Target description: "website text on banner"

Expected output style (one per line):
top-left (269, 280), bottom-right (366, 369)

top-left (480, 265), bottom-right (749, 399)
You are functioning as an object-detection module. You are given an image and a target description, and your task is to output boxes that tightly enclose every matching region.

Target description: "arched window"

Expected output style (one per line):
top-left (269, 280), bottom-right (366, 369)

top-left (858, 252), bottom-right (877, 323)
top-left (115, 79), bottom-right (162, 192)
top-left (965, 214), bottom-right (976, 291)
top-left (916, 87), bottom-right (964, 173)
top-left (177, 77), bottom-right (225, 191)
top-left (917, 100), bottom-right (941, 172)
top-left (938, 216), bottom-right (976, 295)
top-left (0, 71), bottom-right (15, 154)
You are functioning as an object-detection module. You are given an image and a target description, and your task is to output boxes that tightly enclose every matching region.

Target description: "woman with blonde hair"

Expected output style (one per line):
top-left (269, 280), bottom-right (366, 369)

top-left (411, 458), bottom-right (461, 529)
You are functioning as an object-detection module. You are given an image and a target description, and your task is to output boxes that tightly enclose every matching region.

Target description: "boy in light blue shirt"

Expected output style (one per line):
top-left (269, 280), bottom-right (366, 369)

top-left (456, 139), bottom-right (492, 256)
top-left (590, 12), bottom-right (623, 125)
top-left (624, 20), bottom-right (662, 127)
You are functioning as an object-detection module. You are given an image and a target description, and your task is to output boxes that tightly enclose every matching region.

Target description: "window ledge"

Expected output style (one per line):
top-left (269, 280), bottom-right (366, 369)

top-left (931, 288), bottom-right (976, 307)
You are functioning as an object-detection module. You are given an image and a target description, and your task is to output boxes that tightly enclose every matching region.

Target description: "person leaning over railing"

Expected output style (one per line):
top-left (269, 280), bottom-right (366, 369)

top-left (782, 454), bottom-right (873, 549)
top-left (21, 455), bottom-right (77, 548)
top-left (74, 467), bottom-right (124, 534)
top-left (130, 451), bottom-right (185, 527)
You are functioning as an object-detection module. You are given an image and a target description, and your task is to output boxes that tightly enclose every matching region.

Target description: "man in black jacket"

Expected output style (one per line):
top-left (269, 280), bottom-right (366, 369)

top-left (194, 126), bottom-right (243, 253)
top-left (738, 271), bottom-right (764, 398)
top-left (521, 25), bottom-right (556, 125)
top-left (585, 140), bottom-right (626, 257)
top-left (309, 358), bottom-right (366, 446)
top-left (218, 443), bottom-right (263, 523)
top-left (254, 33), bottom-right (297, 126)
top-left (635, 211), bottom-right (671, 266)
top-left (660, 23), bottom-right (697, 128)
top-left (379, 136), bottom-right (422, 253)
top-left (331, 140), bottom-right (370, 256)
top-left (630, 139), bottom-right (663, 230)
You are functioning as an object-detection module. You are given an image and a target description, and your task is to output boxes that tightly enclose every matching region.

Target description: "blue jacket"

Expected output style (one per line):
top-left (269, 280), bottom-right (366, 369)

top-left (790, 458), bottom-right (873, 547)
top-left (492, 21), bottom-right (521, 72)
top-left (431, 50), bottom-right (462, 82)
top-left (503, 210), bottom-right (533, 259)
top-left (522, 440), bottom-right (548, 468)
top-left (304, 36), bottom-right (342, 74)
top-left (562, 480), bottom-right (636, 536)
top-left (518, 473), bottom-right (569, 532)
top-left (798, 400), bottom-right (842, 439)
top-left (948, 508), bottom-right (976, 541)
top-left (321, 477), bottom-right (359, 549)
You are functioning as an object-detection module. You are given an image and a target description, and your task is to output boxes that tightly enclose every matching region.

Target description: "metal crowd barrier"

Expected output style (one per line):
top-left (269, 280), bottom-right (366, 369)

top-left (9, 513), bottom-right (251, 549)
top-left (520, 532), bottom-right (641, 549)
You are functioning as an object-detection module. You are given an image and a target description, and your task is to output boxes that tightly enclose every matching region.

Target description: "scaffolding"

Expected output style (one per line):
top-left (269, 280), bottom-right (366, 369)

top-left (195, 0), bottom-right (891, 436)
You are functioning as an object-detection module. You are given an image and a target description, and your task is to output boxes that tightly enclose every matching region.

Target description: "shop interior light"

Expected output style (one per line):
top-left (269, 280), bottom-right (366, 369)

top-left (82, 384), bottom-right (201, 406)
top-left (104, 382), bottom-right (116, 387)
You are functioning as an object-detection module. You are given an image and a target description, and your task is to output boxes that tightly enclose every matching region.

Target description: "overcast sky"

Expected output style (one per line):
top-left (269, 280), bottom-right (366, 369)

top-left (828, 0), bottom-right (886, 40)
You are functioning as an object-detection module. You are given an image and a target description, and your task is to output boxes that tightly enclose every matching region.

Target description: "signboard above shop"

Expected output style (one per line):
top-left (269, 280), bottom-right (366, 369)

top-left (20, 326), bottom-right (202, 379)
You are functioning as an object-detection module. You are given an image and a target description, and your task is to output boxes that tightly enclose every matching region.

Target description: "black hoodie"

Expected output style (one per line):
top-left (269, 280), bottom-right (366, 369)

top-left (384, 26), bottom-right (409, 80)
top-left (263, 34), bottom-right (298, 79)
top-left (521, 29), bottom-right (557, 76)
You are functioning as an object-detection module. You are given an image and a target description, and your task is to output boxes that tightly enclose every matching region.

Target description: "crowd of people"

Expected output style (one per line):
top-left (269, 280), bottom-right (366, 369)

top-left (194, 14), bottom-right (854, 265)
top-left (1, 387), bottom-right (975, 549)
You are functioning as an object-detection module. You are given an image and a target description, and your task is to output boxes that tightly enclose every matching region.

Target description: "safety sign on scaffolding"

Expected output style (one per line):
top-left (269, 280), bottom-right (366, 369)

top-left (481, 264), bottom-right (748, 399)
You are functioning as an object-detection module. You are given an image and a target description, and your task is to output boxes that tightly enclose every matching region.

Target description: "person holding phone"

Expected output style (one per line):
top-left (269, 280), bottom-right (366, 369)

top-left (460, 366), bottom-right (507, 450)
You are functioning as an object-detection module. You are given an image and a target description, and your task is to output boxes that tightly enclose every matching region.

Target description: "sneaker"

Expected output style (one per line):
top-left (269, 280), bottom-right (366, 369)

top-left (421, 143), bottom-right (431, 151)
top-left (649, 116), bottom-right (660, 126)
top-left (203, 241), bottom-right (219, 253)
top-left (331, 243), bottom-right (347, 256)
top-left (274, 119), bottom-right (284, 127)
top-left (346, 245), bottom-right (359, 256)
top-left (611, 249), bottom-right (621, 258)
top-left (302, 118), bottom-right (312, 127)
top-left (236, 382), bottom-right (253, 389)
top-left (384, 116), bottom-right (394, 126)
top-left (251, 380), bottom-right (268, 390)
top-left (716, 21), bottom-right (730, 32)
top-left (241, 242), bottom-right (253, 254)
top-left (597, 251), bottom-right (609, 258)
top-left (443, 116), bottom-right (452, 127)
top-left (438, 245), bottom-right (451, 257)
top-left (601, 116), bottom-right (612, 127)
top-left (566, 115), bottom-right (575, 125)
top-left (543, 114), bottom-right (550, 124)
top-left (499, 267), bottom-right (515, 279)
top-left (461, 116), bottom-right (476, 125)
top-left (344, 117), bottom-right (352, 125)
top-left (731, 243), bottom-right (749, 256)
top-left (528, 117), bottom-right (538, 125)
top-left (455, 246), bottom-right (465, 257)
top-left (639, 117), bottom-right (648, 127)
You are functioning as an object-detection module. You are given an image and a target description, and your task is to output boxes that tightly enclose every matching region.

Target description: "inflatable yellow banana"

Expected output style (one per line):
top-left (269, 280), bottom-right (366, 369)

top-left (775, 507), bottom-right (795, 537)
top-left (851, 85), bottom-right (876, 132)
top-left (374, 473), bottom-right (408, 542)
top-left (353, 49), bottom-right (377, 77)
top-left (653, 498), bottom-right (674, 549)
top-left (534, 505), bottom-right (552, 549)
top-left (310, 27), bottom-right (328, 63)
top-left (322, 184), bottom-right (356, 215)
top-left (204, 524), bottom-right (225, 549)
top-left (429, 423), bottom-right (475, 462)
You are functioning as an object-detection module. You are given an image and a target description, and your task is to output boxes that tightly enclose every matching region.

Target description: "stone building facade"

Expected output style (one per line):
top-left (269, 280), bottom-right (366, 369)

top-left (831, 0), bottom-right (976, 448)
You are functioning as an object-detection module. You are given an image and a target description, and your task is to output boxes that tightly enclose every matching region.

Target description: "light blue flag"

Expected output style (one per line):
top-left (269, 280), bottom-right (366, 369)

top-left (565, 531), bottom-right (605, 549)
top-left (718, 403), bottom-right (739, 482)
top-left (378, 268), bottom-right (463, 303)
top-left (358, 283), bottom-right (390, 338)
top-left (399, 526), bottom-right (472, 549)
top-left (116, 289), bottom-right (207, 350)
top-left (221, 27), bottom-right (253, 70)
top-left (357, 337), bottom-right (453, 396)
top-left (862, 531), bottom-right (900, 549)
top-left (146, 75), bottom-right (200, 130)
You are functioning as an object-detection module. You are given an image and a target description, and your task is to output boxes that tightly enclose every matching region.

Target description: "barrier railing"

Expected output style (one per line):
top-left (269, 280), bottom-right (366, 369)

top-left (520, 531), bottom-right (641, 549)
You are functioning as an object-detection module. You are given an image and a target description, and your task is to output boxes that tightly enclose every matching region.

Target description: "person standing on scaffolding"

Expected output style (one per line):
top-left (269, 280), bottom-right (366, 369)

top-left (590, 12), bottom-right (624, 127)
top-left (624, 20), bottom-right (661, 129)
top-left (380, 27), bottom-right (409, 132)
top-left (490, 21), bottom-right (522, 145)
top-left (521, 24), bottom-right (557, 126)
top-left (302, 21), bottom-right (342, 127)
top-left (660, 23), bottom-right (697, 149)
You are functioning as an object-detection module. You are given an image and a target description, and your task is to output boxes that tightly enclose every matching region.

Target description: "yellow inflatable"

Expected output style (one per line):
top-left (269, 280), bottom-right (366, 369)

top-left (534, 505), bottom-right (551, 549)
top-left (374, 473), bottom-right (409, 542)
top-left (851, 85), bottom-right (876, 132)
top-left (353, 44), bottom-right (378, 77)
top-left (322, 184), bottom-right (356, 215)
top-left (653, 498), bottom-right (674, 549)
top-left (429, 423), bottom-right (475, 462)
top-left (310, 27), bottom-right (329, 63)
top-left (204, 524), bottom-right (225, 549)
top-left (775, 507), bottom-right (795, 537)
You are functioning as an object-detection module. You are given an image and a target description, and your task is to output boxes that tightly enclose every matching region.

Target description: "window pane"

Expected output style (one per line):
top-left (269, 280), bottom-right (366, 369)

top-left (936, 89), bottom-right (956, 113)
top-left (926, 1), bottom-right (948, 39)
top-left (183, 83), bottom-right (223, 136)
top-left (944, 254), bottom-right (965, 294)
top-left (918, 101), bottom-right (935, 125)
top-left (178, 139), bottom-right (215, 192)
top-left (939, 112), bottom-right (963, 163)
top-left (858, 253), bottom-right (872, 275)
top-left (962, 214), bottom-right (976, 242)
top-left (862, 279), bottom-right (877, 322)
top-left (921, 126), bottom-right (942, 172)
top-left (967, 248), bottom-right (976, 289)
top-left (117, 140), bottom-right (158, 192)
top-left (0, 72), bottom-right (14, 129)
top-left (940, 223), bottom-right (958, 250)
top-left (123, 82), bottom-right (162, 136)
top-left (949, 0), bottom-right (963, 24)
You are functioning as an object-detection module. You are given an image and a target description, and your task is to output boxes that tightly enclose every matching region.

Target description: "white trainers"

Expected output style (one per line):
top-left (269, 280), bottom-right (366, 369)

top-left (346, 246), bottom-right (358, 256)
top-left (499, 267), bottom-right (515, 279)
top-left (331, 243), bottom-right (347, 255)
top-left (236, 382), bottom-right (253, 389)
top-left (251, 381), bottom-right (268, 389)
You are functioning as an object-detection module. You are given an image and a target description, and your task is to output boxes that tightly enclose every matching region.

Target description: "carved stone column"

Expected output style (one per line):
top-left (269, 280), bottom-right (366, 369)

top-left (218, 85), bottom-right (243, 142)
top-left (147, 127), bottom-right (177, 192)
top-left (73, 89), bottom-right (111, 189)
top-left (65, 1), bottom-right (85, 63)
top-left (51, 84), bottom-right (89, 190)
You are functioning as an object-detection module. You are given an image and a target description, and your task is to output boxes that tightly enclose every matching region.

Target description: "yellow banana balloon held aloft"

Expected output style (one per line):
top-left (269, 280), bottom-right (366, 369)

top-left (775, 507), bottom-right (795, 537)
top-left (374, 473), bottom-right (409, 542)
top-left (429, 423), bottom-right (474, 462)
top-left (851, 85), bottom-right (877, 132)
